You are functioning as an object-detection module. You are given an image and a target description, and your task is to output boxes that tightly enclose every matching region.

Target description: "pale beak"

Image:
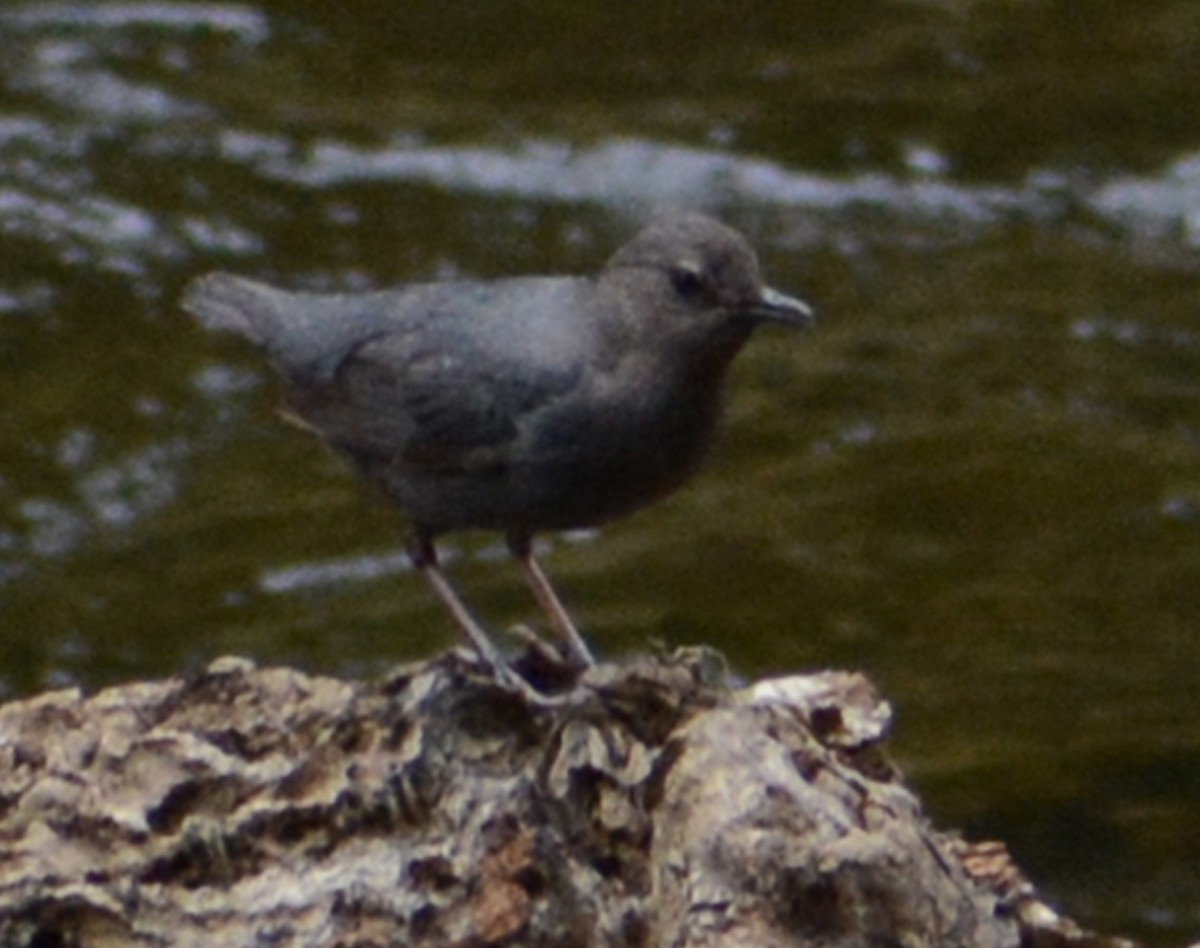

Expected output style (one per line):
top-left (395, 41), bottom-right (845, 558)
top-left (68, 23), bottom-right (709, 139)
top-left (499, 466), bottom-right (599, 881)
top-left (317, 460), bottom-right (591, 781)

top-left (746, 286), bottom-right (816, 328)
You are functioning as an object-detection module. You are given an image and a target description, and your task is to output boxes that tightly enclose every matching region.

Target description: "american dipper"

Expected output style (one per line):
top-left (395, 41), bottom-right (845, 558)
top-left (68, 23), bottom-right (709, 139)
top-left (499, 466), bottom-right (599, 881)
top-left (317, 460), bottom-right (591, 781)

top-left (183, 212), bottom-right (813, 687)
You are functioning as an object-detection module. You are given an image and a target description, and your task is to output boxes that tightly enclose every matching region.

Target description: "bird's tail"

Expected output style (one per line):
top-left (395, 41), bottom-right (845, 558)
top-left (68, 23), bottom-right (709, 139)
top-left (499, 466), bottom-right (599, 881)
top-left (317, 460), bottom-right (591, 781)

top-left (183, 273), bottom-right (363, 388)
top-left (181, 273), bottom-right (287, 348)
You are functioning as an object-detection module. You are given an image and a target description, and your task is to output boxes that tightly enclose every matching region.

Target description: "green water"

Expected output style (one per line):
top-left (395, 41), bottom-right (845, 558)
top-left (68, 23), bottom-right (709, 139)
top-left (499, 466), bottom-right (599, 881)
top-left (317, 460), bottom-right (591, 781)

top-left (2, 2), bottom-right (1200, 942)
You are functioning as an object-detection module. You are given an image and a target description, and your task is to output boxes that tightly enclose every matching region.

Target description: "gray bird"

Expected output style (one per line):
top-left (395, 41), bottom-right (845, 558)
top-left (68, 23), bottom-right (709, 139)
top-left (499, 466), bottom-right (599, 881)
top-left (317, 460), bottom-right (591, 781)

top-left (183, 212), bottom-right (814, 690)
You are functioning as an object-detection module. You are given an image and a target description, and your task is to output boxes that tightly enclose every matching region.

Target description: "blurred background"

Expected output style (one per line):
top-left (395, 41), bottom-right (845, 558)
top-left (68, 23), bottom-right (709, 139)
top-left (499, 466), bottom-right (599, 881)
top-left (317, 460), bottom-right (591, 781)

top-left (1, 1), bottom-right (1199, 942)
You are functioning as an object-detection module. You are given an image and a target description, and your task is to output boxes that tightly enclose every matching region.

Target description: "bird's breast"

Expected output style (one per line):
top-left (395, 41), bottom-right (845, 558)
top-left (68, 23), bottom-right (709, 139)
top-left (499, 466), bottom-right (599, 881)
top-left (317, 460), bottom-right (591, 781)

top-left (509, 358), bottom-right (726, 528)
top-left (372, 353), bottom-right (731, 535)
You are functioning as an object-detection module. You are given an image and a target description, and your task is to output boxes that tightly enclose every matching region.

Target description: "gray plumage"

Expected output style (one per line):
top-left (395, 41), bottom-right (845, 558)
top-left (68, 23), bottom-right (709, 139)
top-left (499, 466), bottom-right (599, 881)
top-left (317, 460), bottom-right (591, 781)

top-left (183, 212), bottom-right (814, 688)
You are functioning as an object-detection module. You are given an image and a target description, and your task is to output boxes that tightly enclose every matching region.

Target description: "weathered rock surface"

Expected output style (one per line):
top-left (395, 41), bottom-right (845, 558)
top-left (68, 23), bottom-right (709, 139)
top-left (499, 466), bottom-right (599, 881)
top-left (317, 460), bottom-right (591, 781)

top-left (0, 650), bottom-right (1136, 947)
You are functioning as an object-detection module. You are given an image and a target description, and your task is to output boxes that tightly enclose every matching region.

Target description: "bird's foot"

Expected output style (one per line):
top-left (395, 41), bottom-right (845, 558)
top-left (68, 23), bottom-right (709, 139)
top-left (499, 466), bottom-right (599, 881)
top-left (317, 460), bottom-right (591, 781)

top-left (455, 628), bottom-right (592, 709)
top-left (507, 623), bottom-right (591, 688)
top-left (478, 653), bottom-right (588, 709)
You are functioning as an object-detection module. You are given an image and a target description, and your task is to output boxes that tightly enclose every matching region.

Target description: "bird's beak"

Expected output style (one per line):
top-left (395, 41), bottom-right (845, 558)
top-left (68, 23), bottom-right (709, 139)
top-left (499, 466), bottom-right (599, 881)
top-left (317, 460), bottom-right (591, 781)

top-left (746, 286), bottom-right (816, 328)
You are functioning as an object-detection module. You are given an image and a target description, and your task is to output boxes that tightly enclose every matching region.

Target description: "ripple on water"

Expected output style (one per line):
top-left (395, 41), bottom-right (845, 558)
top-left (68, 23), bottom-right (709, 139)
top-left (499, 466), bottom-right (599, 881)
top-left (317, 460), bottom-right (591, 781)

top-left (0, 2), bottom-right (268, 41)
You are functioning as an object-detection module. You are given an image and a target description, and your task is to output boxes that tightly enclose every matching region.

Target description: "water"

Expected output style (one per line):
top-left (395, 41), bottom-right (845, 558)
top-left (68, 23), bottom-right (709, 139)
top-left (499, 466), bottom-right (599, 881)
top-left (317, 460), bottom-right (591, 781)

top-left (2, 2), bottom-right (1200, 942)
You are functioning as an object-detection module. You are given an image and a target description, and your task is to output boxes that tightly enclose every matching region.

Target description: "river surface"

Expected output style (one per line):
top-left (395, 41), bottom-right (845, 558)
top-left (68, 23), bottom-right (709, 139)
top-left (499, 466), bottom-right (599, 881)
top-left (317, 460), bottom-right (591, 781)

top-left (2, 2), bottom-right (1200, 942)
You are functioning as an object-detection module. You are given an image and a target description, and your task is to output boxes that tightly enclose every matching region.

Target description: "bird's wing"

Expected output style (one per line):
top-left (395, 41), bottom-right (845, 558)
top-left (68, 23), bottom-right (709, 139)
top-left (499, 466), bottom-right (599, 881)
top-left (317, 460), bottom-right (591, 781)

top-left (290, 279), bottom-right (594, 473)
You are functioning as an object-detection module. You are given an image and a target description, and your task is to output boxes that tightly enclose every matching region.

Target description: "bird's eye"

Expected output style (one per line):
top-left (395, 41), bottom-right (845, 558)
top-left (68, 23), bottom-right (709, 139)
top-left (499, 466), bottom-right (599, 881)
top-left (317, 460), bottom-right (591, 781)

top-left (670, 264), bottom-right (707, 300)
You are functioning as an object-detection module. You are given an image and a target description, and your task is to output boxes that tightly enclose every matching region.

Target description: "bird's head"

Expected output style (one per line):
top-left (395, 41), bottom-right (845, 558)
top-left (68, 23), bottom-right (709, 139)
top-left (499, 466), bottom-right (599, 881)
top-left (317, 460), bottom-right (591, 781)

top-left (602, 212), bottom-right (814, 360)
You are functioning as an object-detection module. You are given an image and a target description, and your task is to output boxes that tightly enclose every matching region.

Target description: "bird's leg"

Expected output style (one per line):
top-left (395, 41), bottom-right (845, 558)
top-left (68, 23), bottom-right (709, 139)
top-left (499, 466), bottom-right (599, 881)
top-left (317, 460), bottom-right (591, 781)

top-left (508, 532), bottom-right (595, 670)
top-left (407, 534), bottom-right (578, 707)
top-left (407, 534), bottom-right (512, 679)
